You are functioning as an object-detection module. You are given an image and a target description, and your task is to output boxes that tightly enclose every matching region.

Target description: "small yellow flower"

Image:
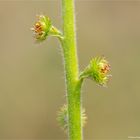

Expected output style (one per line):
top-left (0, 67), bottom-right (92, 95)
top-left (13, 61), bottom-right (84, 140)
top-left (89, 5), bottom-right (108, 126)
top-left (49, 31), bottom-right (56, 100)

top-left (31, 15), bottom-right (52, 41)
top-left (80, 57), bottom-right (111, 86)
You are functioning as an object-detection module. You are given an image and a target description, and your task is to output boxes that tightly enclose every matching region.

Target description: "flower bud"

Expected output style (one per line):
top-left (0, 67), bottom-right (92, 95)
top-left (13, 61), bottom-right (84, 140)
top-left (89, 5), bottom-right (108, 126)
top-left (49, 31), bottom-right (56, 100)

top-left (80, 57), bottom-right (111, 86)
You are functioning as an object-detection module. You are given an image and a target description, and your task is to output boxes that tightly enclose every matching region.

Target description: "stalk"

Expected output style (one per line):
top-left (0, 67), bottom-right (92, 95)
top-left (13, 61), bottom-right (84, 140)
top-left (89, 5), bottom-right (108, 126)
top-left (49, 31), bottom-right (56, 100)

top-left (31, 0), bottom-right (111, 139)
top-left (61, 0), bottom-right (82, 139)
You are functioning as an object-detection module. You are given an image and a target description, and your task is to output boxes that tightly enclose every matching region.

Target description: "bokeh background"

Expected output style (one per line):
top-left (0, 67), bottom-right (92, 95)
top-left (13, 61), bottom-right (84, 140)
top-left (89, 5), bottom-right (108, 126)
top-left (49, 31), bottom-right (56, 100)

top-left (0, 0), bottom-right (140, 140)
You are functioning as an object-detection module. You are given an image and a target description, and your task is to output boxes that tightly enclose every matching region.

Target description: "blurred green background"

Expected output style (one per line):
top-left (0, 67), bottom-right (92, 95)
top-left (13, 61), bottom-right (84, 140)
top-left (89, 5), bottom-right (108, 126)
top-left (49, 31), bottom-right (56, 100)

top-left (0, 0), bottom-right (140, 140)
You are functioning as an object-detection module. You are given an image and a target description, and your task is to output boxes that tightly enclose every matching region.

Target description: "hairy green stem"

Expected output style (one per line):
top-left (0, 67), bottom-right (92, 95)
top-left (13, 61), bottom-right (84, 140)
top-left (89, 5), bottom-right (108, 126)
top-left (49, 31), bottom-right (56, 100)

top-left (61, 0), bottom-right (82, 140)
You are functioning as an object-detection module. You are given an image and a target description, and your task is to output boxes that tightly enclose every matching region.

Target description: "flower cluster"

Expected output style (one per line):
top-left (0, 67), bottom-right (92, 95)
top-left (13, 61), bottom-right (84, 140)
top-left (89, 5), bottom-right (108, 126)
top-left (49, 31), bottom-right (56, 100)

top-left (80, 57), bottom-right (111, 86)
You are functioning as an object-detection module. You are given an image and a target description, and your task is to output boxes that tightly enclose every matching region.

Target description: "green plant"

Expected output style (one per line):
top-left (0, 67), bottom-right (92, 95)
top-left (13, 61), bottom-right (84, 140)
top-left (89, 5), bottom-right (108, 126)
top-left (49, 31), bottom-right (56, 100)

top-left (31, 0), bottom-right (111, 140)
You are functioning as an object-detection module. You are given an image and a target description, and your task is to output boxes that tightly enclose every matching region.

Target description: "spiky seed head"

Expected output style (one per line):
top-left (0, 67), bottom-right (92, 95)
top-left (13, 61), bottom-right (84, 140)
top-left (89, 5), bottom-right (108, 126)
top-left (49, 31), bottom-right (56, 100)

top-left (57, 104), bottom-right (68, 131)
top-left (57, 104), bottom-right (87, 132)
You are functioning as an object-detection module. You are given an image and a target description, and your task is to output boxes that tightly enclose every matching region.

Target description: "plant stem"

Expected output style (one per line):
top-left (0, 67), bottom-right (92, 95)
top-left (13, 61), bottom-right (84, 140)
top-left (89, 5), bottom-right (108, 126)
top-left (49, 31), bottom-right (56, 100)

top-left (61, 0), bottom-right (82, 140)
